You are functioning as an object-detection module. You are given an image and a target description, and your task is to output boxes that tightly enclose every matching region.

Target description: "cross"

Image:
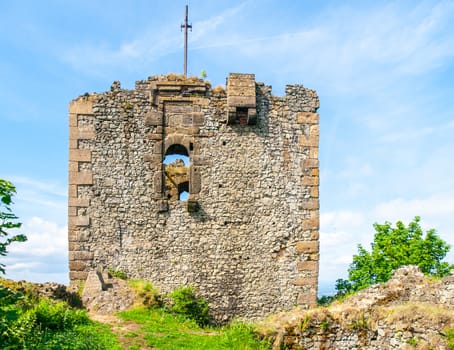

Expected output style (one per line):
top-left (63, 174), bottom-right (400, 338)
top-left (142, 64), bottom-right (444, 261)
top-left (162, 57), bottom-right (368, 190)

top-left (181, 5), bottom-right (192, 78)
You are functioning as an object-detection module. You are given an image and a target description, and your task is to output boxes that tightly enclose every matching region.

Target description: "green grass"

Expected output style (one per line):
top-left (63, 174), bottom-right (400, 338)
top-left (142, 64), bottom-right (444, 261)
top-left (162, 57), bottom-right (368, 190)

top-left (119, 307), bottom-right (271, 350)
top-left (0, 283), bottom-right (122, 350)
top-left (446, 327), bottom-right (454, 349)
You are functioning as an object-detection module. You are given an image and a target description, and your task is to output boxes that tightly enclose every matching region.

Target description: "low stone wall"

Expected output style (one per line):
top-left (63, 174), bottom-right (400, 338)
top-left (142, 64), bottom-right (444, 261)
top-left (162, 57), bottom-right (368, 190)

top-left (268, 266), bottom-right (454, 349)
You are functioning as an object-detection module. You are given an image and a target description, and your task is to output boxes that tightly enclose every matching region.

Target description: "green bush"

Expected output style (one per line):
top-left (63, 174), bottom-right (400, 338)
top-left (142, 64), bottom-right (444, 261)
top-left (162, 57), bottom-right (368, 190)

top-left (167, 286), bottom-right (210, 326)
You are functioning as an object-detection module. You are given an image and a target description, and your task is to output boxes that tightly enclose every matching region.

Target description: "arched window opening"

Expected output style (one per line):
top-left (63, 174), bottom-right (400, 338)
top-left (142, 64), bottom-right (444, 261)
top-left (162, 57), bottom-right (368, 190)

top-left (163, 144), bottom-right (190, 202)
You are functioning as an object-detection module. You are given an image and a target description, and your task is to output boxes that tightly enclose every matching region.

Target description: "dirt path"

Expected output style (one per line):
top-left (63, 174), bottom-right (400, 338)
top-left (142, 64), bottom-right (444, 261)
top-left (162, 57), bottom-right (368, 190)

top-left (89, 312), bottom-right (154, 350)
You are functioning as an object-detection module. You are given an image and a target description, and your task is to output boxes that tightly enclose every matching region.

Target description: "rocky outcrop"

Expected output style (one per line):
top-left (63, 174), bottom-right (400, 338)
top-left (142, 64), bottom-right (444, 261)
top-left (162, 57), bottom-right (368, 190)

top-left (81, 270), bottom-right (137, 314)
top-left (263, 266), bottom-right (454, 349)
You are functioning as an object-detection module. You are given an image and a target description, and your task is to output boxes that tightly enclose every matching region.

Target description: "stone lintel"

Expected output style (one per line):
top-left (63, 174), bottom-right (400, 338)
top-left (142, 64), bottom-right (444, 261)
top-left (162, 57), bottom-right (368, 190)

top-left (296, 241), bottom-right (319, 254)
top-left (227, 96), bottom-right (256, 107)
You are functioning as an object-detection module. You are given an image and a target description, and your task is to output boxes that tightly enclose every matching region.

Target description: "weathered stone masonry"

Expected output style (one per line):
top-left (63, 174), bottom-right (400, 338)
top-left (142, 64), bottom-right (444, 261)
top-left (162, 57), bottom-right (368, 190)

top-left (68, 73), bottom-right (320, 321)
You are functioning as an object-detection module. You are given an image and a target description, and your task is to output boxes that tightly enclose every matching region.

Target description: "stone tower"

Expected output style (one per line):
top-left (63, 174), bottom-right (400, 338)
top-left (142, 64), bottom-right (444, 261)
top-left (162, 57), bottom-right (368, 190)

top-left (68, 73), bottom-right (320, 321)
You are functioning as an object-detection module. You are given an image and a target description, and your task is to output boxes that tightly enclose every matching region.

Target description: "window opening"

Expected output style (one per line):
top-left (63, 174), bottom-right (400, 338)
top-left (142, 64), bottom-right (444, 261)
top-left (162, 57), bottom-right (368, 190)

top-left (236, 107), bottom-right (248, 125)
top-left (163, 144), bottom-right (190, 201)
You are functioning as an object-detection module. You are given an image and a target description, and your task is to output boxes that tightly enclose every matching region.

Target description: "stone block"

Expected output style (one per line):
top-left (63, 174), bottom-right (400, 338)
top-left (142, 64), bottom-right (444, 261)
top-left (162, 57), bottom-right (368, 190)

top-left (297, 112), bottom-right (319, 124)
top-left (310, 230), bottom-right (319, 240)
top-left (190, 166), bottom-right (201, 194)
top-left (68, 231), bottom-right (90, 242)
top-left (309, 147), bottom-right (319, 158)
top-left (69, 261), bottom-right (87, 271)
top-left (292, 277), bottom-right (318, 286)
top-left (68, 198), bottom-right (89, 207)
top-left (69, 113), bottom-right (78, 127)
top-left (298, 134), bottom-right (318, 147)
top-left (310, 124), bottom-right (319, 136)
top-left (297, 261), bottom-right (319, 272)
top-left (193, 113), bottom-right (204, 126)
top-left (69, 271), bottom-right (88, 281)
top-left (153, 171), bottom-right (162, 194)
top-left (145, 112), bottom-right (162, 127)
top-left (68, 206), bottom-right (77, 217)
top-left (69, 161), bottom-right (79, 172)
top-left (301, 176), bottom-right (319, 186)
top-left (69, 149), bottom-right (92, 162)
top-left (70, 126), bottom-right (95, 140)
top-left (69, 98), bottom-right (93, 115)
top-left (69, 171), bottom-right (93, 185)
top-left (297, 291), bottom-right (317, 306)
top-left (310, 186), bottom-right (319, 198)
top-left (146, 132), bottom-right (163, 140)
top-left (69, 139), bottom-right (78, 149)
top-left (301, 198), bottom-right (319, 210)
top-left (227, 96), bottom-right (256, 107)
top-left (68, 185), bottom-right (77, 198)
top-left (302, 217), bottom-right (319, 230)
top-left (296, 241), bottom-right (319, 254)
top-left (76, 216), bottom-right (90, 227)
top-left (303, 159), bottom-right (319, 168)
top-left (69, 251), bottom-right (93, 261)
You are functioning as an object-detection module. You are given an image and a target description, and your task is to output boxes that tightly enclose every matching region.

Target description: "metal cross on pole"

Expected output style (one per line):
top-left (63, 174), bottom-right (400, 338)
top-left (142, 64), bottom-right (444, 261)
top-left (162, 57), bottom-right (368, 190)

top-left (181, 5), bottom-right (192, 78)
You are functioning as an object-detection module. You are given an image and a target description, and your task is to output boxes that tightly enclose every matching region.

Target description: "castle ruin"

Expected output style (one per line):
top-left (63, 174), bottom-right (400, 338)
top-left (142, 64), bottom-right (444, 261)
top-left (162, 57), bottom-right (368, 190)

top-left (68, 73), bottom-right (320, 321)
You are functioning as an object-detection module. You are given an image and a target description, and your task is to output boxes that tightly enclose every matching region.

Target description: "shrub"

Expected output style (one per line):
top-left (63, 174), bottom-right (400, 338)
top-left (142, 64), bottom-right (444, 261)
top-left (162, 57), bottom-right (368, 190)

top-left (167, 286), bottom-right (210, 326)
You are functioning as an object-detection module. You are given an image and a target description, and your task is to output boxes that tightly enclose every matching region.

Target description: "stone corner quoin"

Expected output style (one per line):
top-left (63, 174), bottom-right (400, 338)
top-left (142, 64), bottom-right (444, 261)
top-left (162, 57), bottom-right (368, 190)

top-left (68, 72), bottom-right (320, 322)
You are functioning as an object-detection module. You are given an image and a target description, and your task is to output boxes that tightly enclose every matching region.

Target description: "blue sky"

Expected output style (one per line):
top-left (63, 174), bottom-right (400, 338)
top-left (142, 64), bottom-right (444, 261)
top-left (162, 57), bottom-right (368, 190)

top-left (1, 0), bottom-right (453, 295)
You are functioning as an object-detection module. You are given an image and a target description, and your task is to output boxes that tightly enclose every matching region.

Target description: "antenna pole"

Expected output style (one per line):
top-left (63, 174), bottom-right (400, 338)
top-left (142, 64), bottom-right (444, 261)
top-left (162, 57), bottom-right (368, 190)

top-left (181, 5), bottom-right (192, 77)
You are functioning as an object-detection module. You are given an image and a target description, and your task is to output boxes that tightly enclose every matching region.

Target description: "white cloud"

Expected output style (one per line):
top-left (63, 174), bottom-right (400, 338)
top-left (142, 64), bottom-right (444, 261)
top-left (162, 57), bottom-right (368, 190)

top-left (4, 217), bottom-right (68, 284)
top-left (321, 210), bottom-right (365, 231)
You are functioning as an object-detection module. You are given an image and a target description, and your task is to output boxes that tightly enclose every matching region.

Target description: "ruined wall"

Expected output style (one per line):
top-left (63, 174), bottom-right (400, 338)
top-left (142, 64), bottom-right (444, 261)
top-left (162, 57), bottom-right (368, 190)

top-left (68, 73), bottom-right (320, 321)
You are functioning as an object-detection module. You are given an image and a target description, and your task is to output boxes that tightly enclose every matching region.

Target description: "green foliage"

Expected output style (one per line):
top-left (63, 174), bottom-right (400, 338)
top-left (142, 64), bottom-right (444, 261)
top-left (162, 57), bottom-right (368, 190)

top-left (446, 327), bottom-right (454, 349)
top-left (0, 280), bottom-right (121, 350)
top-left (336, 217), bottom-right (453, 295)
top-left (200, 69), bottom-right (208, 80)
top-left (406, 336), bottom-right (418, 346)
top-left (0, 179), bottom-right (27, 274)
top-left (119, 307), bottom-right (270, 350)
top-left (167, 286), bottom-right (210, 326)
top-left (108, 268), bottom-right (127, 280)
top-left (129, 279), bottom-right (162, 308)
top-left (317, 295), bottom-right (335, 306)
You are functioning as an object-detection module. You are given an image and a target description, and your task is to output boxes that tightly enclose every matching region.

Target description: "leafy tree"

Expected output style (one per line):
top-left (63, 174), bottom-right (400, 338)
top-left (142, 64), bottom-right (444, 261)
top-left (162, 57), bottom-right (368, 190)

top-left (0, 179), bottom-right (27, 274)
top-left (336, 216), bottom-right (452, 295)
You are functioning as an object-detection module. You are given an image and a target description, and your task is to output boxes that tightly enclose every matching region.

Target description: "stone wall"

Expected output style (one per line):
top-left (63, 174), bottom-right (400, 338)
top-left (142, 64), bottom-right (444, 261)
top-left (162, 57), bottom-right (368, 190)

top-left (68, 73), bottom-right (320, 321)
top-left (269, 266), bottom-right (454, 349)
